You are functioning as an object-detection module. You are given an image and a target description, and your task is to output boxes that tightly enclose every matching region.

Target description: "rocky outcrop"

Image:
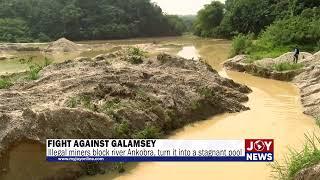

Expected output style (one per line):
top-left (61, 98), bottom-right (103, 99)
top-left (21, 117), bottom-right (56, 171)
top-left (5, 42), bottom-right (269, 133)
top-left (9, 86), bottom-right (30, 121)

top-left (294, 65), bottom-right (320, 118)
top-left (0, 50), bottom-right (251, 178)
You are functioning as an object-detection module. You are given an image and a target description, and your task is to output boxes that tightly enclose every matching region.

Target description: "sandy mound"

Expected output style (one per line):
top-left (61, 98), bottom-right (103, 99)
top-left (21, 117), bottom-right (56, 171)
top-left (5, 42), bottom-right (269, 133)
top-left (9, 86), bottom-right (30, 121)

top-left (274, 52), bottom-right (313, 62)
top-left (0, 51), bottom-right (251, 178)
top-left (45, 38), bottom-right (82, 52)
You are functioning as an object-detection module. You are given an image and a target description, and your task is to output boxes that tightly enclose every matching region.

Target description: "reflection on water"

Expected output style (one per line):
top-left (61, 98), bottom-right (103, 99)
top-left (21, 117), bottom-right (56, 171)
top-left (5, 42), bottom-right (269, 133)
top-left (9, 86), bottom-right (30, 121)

top-left (177, 46), bottom-right (200, 60)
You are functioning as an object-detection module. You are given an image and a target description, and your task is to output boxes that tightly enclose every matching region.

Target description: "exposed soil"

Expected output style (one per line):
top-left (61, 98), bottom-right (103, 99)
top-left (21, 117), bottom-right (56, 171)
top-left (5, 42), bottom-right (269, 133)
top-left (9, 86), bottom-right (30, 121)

top-left (45, 38), bottom-right (88, 52)
top-left (0, 49), bottom-right (251, 179)
top-left (224, 51), bottom-right (320, 118)
top-left (295, 163), bottom-right (320, 180)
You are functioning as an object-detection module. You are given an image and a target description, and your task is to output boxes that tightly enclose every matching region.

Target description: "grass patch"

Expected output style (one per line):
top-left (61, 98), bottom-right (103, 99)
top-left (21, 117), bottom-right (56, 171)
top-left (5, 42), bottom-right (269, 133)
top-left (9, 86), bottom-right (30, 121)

top-left (66, 95), bottom-right (94, 110)
top-left (273, 62), bottom-right (304, 71)
top-left (0, 77), bottom-right (13, 89)
top-left (102, 99), bottom-right (122, 114)
top-left (271, 134), bottom-right (320, 180)
top-left (43, 57), bottom-right (53, 67)
top-left (248, 46), bottom-right (291, 62)
top-left (19, 56), bottom-right (53, 80)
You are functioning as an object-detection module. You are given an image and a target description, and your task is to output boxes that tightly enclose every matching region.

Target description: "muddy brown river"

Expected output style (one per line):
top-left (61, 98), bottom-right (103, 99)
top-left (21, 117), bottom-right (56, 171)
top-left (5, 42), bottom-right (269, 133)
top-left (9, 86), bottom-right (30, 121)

top-left (0, 36), bottom-right (318, 180)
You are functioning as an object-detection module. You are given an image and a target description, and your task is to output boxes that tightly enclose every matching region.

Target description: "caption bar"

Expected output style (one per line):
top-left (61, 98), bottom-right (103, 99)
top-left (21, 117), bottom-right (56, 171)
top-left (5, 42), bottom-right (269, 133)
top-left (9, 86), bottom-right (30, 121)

top-left (46, 139), bottom-right (274, 162)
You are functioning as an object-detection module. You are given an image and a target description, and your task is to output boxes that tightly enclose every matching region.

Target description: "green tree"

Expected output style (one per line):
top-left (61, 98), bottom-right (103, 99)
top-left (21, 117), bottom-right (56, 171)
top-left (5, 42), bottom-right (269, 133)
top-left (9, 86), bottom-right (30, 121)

top-left (0, 18), bottom-right (31, 42)
top-left (194, 1), bottom-right (224, 37)
top-left (0, 0), bottom-right (187, 42)
top-left (223, 0), bottom-right (275, 35)
top-left (61, 3), bottom-right (82, 39)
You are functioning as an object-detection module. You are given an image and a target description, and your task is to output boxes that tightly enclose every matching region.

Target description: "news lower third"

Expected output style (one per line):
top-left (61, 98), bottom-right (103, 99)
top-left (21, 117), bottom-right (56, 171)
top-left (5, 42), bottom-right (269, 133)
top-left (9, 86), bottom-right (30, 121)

top-left (46, 139), bottom-right (274, 162)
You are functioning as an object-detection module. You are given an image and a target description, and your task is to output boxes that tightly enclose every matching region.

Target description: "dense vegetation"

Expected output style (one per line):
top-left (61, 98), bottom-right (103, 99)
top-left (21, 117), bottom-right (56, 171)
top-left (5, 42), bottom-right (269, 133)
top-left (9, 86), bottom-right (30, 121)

top-left (0, 0), bottom-right (188, 42)
top-left (195, 0), bottom-right (320, 59)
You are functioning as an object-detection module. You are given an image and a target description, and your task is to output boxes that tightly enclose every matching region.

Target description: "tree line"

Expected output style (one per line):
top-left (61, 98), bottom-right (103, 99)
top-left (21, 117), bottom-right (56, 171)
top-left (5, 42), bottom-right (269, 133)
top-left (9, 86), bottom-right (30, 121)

top-left (194, 0), bottom-right (320, 57)
top-left (0, 0), bottom-right (188, 42)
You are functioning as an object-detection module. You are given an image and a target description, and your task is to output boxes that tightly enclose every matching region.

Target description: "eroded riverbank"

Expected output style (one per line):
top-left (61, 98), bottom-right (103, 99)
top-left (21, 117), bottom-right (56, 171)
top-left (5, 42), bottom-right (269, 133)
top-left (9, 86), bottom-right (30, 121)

top-left (0, 37), bottom-right (318, 180)
top-left (82, 40), bottom-right (319, 180)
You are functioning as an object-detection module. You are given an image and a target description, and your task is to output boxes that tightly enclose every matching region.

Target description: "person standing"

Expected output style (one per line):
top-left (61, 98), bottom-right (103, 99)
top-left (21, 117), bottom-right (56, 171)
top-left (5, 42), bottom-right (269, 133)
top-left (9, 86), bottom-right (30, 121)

top-left (293, 46), bottom-right (300, 63)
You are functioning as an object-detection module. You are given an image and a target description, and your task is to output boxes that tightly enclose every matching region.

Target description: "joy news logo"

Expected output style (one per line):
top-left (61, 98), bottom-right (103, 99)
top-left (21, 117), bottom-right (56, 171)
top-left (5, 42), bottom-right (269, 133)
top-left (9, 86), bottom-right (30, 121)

top-left (245, 139), bottom-right (274, 161)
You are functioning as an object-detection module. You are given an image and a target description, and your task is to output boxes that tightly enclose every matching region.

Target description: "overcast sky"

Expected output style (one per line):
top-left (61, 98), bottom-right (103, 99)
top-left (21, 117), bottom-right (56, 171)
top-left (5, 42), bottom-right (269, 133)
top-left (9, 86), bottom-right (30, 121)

top-left (151, 0), bottom-right (224, 15)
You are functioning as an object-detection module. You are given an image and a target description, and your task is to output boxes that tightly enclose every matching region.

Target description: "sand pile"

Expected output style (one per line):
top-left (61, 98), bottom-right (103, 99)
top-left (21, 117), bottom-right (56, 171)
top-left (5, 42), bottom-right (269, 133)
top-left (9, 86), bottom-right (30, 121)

top-left (45, 38), bottom-right (82, 52)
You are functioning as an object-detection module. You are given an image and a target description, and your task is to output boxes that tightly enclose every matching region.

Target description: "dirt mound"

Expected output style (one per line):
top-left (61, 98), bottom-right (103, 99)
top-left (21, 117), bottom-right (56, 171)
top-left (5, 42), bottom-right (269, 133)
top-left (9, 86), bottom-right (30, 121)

top-left (224, 55), bottom-right (303, 81)
top-left (45, 38), bottom-right (82, 52)
top-left (294, 65), bottom-right (320, 117)
top-left (0, 51), bottom-right (251, 178)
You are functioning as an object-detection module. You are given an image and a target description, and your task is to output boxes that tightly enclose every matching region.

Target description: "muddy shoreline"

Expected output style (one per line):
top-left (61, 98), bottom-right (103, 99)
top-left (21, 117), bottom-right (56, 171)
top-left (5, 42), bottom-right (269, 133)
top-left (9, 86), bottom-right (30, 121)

top-left (224, 53), bottom-right (320, 118)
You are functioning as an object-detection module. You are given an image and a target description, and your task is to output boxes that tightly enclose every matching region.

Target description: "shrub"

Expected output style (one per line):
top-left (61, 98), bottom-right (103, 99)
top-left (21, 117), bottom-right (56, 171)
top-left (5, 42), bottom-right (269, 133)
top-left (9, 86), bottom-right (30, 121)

top-left (112, 121), bottom-right (131, 139)
top-left (273, 62), bottom-right (304, 71)
top-left (133, 125), bottom-right (162, 139)
top-left (0, 78), bottom-right (13, 89)
top-left (230, 34), bottom-right (253, 57)
top-left (113, 162), bottom-right (125, 173)
top-left (66, 97), bottom-right (79, 108)
top-left (258, 16), bottom-right (320, 50)
top-left (128, 55), bottom-right (143, 64)
top-left (126, 47), bottom-right (147, 64)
